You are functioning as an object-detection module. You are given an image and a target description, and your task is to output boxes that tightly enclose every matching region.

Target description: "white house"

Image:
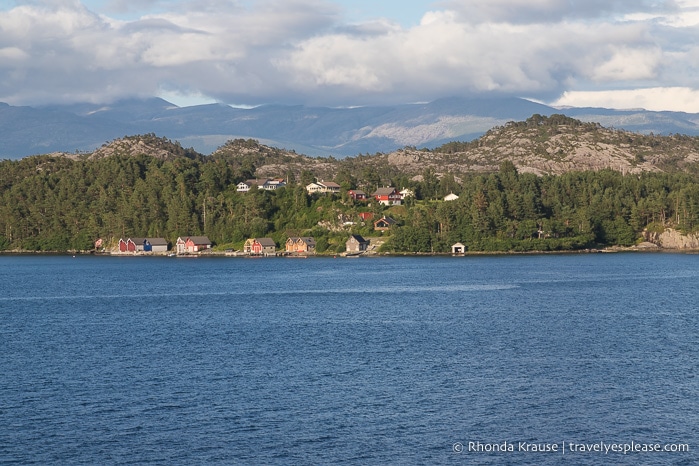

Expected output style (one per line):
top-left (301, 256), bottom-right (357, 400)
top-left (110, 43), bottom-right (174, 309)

top-left (444, 193), bottom-right (460, 201)
top-left (237, 181), bottom-right (253, 192)
top-left (260, 179), bottom-right (286, 190)
top-left (306, 181), bottom-right (341, 194)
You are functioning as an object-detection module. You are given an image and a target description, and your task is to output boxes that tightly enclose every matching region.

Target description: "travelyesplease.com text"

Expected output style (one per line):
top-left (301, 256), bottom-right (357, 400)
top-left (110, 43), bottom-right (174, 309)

top-left (453, 441), bottom-right (689, 455)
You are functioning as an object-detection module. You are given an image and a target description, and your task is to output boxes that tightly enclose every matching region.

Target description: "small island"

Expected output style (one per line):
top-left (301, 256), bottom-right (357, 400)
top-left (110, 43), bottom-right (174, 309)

top-left (2, 115), bottom-right (699, 255)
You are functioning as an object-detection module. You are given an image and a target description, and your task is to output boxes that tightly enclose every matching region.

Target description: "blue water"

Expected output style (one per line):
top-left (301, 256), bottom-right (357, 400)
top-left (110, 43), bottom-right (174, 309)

top-left (0, 253), bottom-right (697, 465)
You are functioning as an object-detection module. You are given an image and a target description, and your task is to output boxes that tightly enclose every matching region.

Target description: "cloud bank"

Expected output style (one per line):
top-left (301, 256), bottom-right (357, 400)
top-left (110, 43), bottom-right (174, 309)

top-left (1, 0), bottom-right (698, 111)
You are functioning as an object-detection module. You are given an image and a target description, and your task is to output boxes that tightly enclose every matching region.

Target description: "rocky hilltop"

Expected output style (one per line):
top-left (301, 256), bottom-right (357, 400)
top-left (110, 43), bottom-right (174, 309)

top-left (87, 134), bottom-right (201, 161)
top-left (248, 114), bottom-right (699, 180)
top-left (372, 115), bottom-right (699, 177)
top-left (49, 114), bottom-right (699, 181)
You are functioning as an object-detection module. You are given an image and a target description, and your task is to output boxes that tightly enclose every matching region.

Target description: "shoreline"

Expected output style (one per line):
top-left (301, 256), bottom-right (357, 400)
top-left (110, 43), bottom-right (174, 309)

top-left (1, 244), bottom-right (697, 257)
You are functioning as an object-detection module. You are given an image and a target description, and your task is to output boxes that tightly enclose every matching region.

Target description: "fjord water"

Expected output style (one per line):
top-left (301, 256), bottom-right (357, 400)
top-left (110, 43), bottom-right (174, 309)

top-left (1, 254), bottom-right (697, 465)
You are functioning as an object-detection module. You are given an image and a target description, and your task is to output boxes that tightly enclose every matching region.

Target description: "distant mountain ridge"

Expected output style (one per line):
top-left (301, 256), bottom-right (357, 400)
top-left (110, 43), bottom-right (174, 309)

top-left (1, 97), bottom-right (699, 159)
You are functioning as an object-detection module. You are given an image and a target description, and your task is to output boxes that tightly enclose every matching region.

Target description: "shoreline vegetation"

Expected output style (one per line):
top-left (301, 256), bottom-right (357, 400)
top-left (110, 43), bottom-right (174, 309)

top-left (3, 115), bottom-right (699, 255)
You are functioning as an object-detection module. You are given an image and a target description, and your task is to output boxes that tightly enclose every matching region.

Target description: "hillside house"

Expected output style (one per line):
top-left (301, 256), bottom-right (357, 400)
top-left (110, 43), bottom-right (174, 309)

top-left (260, 179), bottom-right (286, 190)
top-left (285, 237), bottom-right (317, 254)
top-left (374, 216), bottom-right (397, 231)
top-left (348, 189), bottom-right (367, 200)
top-left (236, 181), bottom-right (256, 192)
top-left (244, 238), bottom-right (277, 255)
top-left (346, 234), bottom-right (369, 253)
top-left (372, 187), bottom-right (402, 206)
top-left (359, 212), bottom-right (374, 221)
top-left (400, 188), bottom-right (415, 199)
top-left (306, 181), bottom-right (341, 194)
top-left (237, 179), bottom-right (286, 192)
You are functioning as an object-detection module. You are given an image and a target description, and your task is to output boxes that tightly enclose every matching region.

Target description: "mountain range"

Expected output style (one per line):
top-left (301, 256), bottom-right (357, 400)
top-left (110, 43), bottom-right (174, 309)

top-left (2, 96), bottom-right (699, 159)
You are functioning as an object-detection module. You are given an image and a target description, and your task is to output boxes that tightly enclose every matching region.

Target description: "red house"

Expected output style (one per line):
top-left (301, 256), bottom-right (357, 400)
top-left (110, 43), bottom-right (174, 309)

top-left (372, 187), bottom-right (402, 206)
top-left (348, 189), bottom-right (367, 201)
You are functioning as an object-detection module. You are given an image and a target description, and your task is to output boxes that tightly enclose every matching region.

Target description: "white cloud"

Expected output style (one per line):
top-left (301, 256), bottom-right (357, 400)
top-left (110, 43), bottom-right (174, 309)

top-left (0, 0), bottom-right (698, 112)
top-left (275, 16), bottom-right (665, 105)
top-left (590, 46), bottom-right (663, 81)
top-left (436, 0), bottom-right (679, 24)
top-left (553, 87), bottom-right (699, 113)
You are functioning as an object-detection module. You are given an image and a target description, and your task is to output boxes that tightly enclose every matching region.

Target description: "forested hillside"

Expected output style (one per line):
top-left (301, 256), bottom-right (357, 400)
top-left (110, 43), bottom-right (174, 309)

top-left (2, 119), bottom-right (699, 253)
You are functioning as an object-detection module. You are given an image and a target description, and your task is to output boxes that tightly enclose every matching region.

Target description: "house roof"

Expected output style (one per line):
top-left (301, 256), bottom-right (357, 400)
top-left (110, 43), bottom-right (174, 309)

top-left (188, 236), bottom-right (211, 245)
top-left (146, 238), bottom-right (168, 246)
top-left (288, 236), bottom-right (316, 247)
top-left (348, 234), bottom-right (368, 244)
top-left (375, 216), bottom-right (397, 225)
top-left (319, 181), bottom-right (341, 188)
top-left (244, 179), bottom-right (269, 186)
top-left (256, 238), bottom-right (276, 247)
top-left (299, 236), bottom-right (316, 246)
top-left (373, 187), bottom-right (397, 196)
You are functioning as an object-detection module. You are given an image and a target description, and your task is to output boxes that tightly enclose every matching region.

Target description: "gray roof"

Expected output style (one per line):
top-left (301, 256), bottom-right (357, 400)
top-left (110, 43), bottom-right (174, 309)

top-left (188, 236), bottom-right (211, 245)
top-left (256, 238), bottom-right (276, 247)
top-left (372, 187), bottom-right (397, 196)
top-left (126, 237), bottom-right (168, 246)
top-left (300, 236), bottom-right (316, 246)
top-left (146, 238), bottom-right (168, 246)
top-left (287, 236), bottom-right (316, 248)
top-left (348, 234), bottom-right (368, 243)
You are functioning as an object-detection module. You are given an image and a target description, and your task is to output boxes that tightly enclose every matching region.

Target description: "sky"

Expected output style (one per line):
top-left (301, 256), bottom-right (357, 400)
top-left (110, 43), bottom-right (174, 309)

top-left (2, 0), bottom-right (699, 112)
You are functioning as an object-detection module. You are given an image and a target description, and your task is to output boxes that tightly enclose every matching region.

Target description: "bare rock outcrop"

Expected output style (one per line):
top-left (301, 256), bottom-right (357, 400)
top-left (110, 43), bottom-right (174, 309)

top-left (645, 228), bottom-right (699, 249)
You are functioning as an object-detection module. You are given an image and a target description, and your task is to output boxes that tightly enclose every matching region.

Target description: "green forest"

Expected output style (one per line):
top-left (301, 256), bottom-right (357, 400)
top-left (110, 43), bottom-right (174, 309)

top-left (1, 133), bottom-right (699, 253)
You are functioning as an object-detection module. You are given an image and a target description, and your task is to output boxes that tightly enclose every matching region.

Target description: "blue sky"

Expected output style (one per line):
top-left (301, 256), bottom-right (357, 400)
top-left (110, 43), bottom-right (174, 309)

top-left (2, 0), bottom-right (699, 112)
top-left (78, 0), bottom-right (431, 27)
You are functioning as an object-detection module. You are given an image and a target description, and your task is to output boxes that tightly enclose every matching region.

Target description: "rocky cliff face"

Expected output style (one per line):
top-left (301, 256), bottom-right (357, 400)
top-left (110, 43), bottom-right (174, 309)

top-left (645, 228), bottom-right (699, 249)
